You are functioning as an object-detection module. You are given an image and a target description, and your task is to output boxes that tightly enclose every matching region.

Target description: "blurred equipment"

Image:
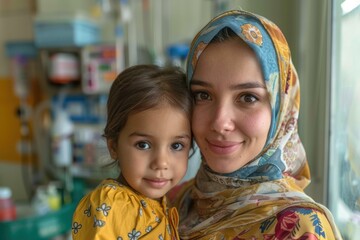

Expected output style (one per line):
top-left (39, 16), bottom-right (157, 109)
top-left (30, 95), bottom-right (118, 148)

top-left (34, 13), bottom-right (100, 48)
top-left (5, 41), bottom-right (37, 100)
top-left (48, 52), bottom-right (80, 85)
top-left (5, 41), bottom-right (38, 200)
top-left (0, 187), bottom-right (17, 222)
top-left (82, 45), bottom-right (117, 94)
top-left (51, 108), bottom-right (74, 167)
top-left (166, 43), bottom-right (189, 69)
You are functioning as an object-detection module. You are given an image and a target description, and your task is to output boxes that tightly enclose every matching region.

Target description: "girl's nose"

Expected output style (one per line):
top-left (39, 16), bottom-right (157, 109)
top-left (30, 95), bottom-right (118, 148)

top-left (211, 103), bottom-right (235, 134)
top-left (150, 149), bottom-right (169, 170)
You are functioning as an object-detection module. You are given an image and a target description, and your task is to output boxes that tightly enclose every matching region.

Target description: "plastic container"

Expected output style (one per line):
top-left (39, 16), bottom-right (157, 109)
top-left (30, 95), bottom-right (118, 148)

top-left (73, 127), bottom-right (96, 164)
top-left (0, 187), bottom-right (16, 222)
top-left (47, 184), bottom-right (61, 211)
top-left (32, 186), bottom-right (51, 215)
top-left (51, 109), bottom-right (74, 167)
top-left (34, 13), bottom-right (100, 47)
top-left (48, 53), bottom-right (80, 84)
top-left (166, 43), bottom-right (190, 69)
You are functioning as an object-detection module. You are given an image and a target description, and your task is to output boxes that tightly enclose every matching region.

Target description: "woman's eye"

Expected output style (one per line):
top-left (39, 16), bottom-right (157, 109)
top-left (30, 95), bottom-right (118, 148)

top-left (193, 91), bottom-right (211, 102)
top-left (136, 141), bottom-right (150, 150)
top-left (240, 94), bottom-right (258, 103)
top-left (171, 142), bottom-right (184, 151)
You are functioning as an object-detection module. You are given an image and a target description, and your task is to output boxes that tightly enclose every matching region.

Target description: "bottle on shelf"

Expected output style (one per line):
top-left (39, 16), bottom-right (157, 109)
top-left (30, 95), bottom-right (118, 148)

top-left (0, 187), bottom-right (16, 222)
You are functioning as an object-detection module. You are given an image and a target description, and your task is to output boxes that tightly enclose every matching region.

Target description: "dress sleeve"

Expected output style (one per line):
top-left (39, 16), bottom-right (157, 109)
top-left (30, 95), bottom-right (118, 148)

top-left (71, 182), bottom-right (138, 240)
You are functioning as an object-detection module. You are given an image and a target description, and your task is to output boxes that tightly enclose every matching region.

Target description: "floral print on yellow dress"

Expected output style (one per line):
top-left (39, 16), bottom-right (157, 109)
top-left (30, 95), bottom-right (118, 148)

top-left (72, 179), bottom-right (180, 240)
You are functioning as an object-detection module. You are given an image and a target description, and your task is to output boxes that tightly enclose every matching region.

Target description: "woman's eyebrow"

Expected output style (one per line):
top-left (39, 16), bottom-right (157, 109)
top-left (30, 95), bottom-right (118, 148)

top-left (231, 82), bottom-right (266, 90)
top-left (190, 79), bottom-right (210, 87)
top-left (191, 79), bottom-right (266, 89)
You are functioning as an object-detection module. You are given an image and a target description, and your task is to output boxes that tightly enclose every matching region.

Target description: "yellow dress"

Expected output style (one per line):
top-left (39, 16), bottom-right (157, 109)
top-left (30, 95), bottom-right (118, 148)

top-left (72, 179), bottom-right (179, 240)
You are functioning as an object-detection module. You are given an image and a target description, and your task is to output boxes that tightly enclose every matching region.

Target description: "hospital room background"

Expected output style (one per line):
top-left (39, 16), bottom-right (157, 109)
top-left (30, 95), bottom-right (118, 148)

top-left (0, 0), bottom-right (359, 239)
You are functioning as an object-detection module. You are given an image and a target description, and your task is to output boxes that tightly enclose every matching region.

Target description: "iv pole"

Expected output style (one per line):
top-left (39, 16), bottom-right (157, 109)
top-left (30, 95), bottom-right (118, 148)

top-left (6, 41), bottom-right (38, 201)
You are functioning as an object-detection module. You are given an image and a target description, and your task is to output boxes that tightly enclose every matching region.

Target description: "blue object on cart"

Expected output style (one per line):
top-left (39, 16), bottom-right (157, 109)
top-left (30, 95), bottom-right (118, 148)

top-left (34, 16), bottom-right (100, 48)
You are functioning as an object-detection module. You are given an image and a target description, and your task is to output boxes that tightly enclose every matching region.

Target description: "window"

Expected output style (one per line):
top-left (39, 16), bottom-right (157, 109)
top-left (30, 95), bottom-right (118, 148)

top-left (329, 0), bottom-right (360, 239)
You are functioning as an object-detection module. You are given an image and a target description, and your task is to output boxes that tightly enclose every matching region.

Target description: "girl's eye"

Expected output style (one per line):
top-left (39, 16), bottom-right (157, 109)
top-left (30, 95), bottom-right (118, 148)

top-left (240, 94), bottom-right (258, 103)
top-left (193, 91), bottom-right (211, 102)
top-left (136, 141), bottom-right (150, 150)
top-left (171, 142), bottom-right (184, 151)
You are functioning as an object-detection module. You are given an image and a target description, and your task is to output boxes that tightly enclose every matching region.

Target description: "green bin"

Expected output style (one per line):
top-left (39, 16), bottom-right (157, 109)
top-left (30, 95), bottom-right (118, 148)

top-left (0, 203), bottom-right (75, 240)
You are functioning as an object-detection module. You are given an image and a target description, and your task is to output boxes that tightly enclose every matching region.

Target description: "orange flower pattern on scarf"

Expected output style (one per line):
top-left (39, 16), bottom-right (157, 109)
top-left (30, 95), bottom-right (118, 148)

top-left (241, 23), bottom-right (263, 46)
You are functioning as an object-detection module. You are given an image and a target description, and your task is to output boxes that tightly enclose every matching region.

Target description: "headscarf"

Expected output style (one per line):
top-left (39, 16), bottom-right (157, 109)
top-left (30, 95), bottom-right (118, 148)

top-left (175, 10), bottom-right (342, 239)
top-left (187, 9), bottom-right (309, 187)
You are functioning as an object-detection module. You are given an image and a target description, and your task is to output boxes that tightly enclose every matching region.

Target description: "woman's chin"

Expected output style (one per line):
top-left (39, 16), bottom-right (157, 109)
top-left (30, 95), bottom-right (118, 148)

top-left (206, 162), bottom-right (242, 174)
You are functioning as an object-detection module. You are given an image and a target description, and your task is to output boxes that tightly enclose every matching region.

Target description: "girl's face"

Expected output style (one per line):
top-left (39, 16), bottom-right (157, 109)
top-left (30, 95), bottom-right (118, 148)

top-left (108, 104), bottom-right (191, 199)
top-left (191, 38), bottom-right (271, 174)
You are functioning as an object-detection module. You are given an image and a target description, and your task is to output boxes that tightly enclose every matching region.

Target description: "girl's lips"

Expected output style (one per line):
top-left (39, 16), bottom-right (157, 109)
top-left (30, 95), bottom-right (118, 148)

top-left (144, 178), bottom-right (169, 189)
top-left (207, 140), bottom-right (241, 155)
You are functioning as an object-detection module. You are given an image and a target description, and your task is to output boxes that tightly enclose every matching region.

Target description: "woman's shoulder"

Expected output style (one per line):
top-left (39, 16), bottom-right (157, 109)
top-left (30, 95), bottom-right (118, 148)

top-left (278, 205), bottom-right (334, 223)
top-left (237, 205), bottom-right (340, 239)
top-left (272, 205), bottom-right (338, 239)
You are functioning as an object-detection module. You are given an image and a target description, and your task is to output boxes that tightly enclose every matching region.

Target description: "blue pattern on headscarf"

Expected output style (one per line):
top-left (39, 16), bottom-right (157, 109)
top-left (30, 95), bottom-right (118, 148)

top-left (222, 148), bottom-right (285, 180)
top-left (188, 14), bottom-right (278, 86)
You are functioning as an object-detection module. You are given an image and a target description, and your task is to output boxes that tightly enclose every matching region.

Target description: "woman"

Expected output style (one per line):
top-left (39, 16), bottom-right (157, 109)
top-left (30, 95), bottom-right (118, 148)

top-left (173, 10), bottom-right (342, 239)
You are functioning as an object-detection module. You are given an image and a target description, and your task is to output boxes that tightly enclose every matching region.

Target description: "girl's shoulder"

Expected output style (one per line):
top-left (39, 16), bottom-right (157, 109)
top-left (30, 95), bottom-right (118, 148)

top-left (72, 179), bottom-right (158, 239)
top-left (78, 178), bottom-right (137, 207)
top-left (79, 179), bottom-right (166, 210)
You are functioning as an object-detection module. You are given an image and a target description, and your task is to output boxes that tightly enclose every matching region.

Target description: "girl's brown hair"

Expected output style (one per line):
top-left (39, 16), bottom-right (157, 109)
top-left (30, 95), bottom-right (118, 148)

top-left (103, 64), bottom-right (192, 145)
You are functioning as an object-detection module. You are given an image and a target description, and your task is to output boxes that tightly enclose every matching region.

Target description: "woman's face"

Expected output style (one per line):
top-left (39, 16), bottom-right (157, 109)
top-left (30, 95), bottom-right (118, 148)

top-left (191, 38), bottom-right (272, 174)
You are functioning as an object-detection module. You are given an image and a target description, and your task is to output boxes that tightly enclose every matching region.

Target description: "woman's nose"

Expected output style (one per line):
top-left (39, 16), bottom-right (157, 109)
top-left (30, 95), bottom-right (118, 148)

top-left (211, 103), bottom-right (235, 134)
top-left (150, 149), bottom-right (169, 170)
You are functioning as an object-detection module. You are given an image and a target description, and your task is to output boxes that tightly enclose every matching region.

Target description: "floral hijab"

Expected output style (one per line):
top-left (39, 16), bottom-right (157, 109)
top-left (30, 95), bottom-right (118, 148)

top-left (187, 9), bottom-right (309, 187)
top-left (175, 10), bottom-right (342, 239)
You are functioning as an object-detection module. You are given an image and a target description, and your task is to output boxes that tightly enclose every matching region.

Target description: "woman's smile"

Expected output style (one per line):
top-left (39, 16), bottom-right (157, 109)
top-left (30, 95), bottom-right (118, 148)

top-left (206, 139), bottom-right (242, 155)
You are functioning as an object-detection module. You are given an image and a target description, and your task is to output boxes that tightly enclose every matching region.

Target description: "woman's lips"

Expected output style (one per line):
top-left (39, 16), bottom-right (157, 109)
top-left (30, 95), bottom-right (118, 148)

top-left (207, 140), bottom-right (241, 155)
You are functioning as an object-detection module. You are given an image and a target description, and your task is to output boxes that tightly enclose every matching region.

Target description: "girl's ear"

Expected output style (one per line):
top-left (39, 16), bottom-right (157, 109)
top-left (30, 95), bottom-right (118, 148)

top-left (107, 139), bottom-right (117, 159)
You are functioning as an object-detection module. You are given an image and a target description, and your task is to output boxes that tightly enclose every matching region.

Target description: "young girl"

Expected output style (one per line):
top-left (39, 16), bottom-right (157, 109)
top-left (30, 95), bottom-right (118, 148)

top-left (72, 65), bottom-right (193, 240)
